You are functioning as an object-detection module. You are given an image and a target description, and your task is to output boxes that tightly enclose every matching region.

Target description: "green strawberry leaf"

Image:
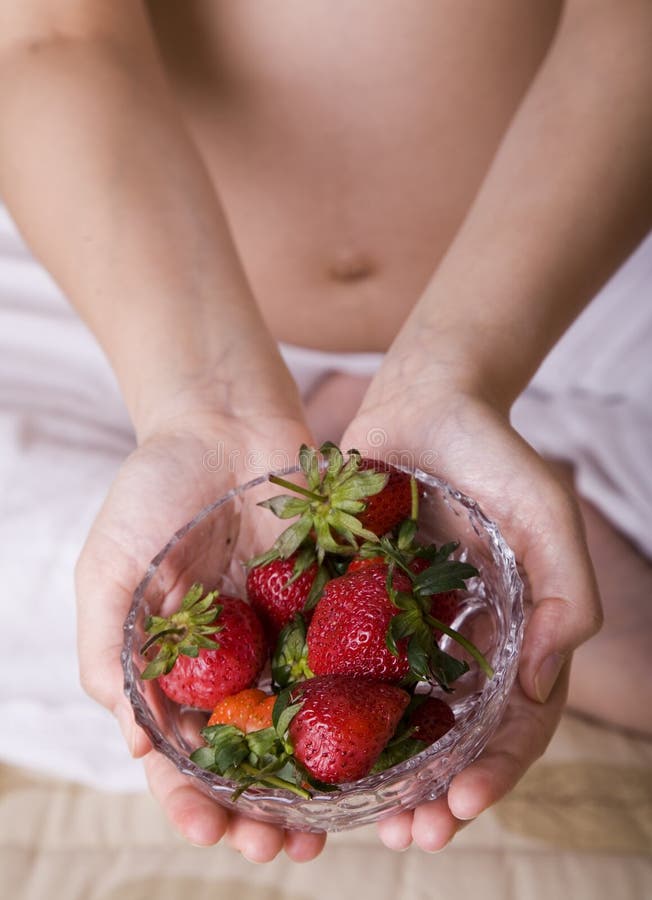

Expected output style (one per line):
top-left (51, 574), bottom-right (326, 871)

top-left (413, 559), bottom-right (479, 595)
top-left (397, 518), bottom-right (418, 550)
top-left (246, 546), bottom-right (281, 569)
top-left (427, 645), bottom-right (470, 691)
top-left (303, 564), bottom-right (330, 611)
top-left (141, 653), bottom-right (174, 680)
top-left (196, 724), bottom-right (250, 773)
top-left (258, 495), bottom-right (310, 519)
top-left (271, 614), bottom-right (314, 688)
top-left (330, 470), bottom-right (388, 503)
top-left (246, 726), bottom-right (282, 762)
top-left (370, 737), bottom-right (428, 774)
top-left (274, 511), bottom-right (314, 559)
top-left (275, 701), bottom-right (303, 742)
top-left (299, 444), bottom-right (322, 491)
top-left (272, 686), bottom-right (294, 732)
top-left (189, 746), bottom-right (218, 770)
top-left (320, 442), bottom-right (345, 485)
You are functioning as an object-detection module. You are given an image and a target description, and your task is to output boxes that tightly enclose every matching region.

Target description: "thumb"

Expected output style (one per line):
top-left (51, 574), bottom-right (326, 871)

top-left (75, 551), bottom-right (152, 760)
top-left (517, 479), bottom-right (603, 704)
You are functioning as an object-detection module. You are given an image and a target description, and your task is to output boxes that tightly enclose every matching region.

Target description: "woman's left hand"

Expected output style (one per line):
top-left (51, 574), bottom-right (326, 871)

top-left (341, 373), bottom-right (602, 852)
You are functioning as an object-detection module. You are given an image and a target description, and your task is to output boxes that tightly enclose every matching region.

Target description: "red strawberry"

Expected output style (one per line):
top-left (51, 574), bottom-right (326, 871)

top-left (356, 457), bottom-right (412, 537)
top-left (307, 565), bottom-right (414, 683)
top-left (306, 562), bottom-right (478, 689)
top-left (288, 675), bottom-right (410, 784)
top-left (408, 697), bottom-right (456, 744)
top-left (246, 552), bottom-right (319, 646)
top-left (141, 585), bottom-right (266, 710)
top-left (429, 591), bottom-right (460, 628)
top-left (346, 554), bottom-right (385, 574)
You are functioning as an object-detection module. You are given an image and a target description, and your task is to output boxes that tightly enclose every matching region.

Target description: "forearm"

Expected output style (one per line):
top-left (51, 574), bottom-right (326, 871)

top-left (394, 0), bottom-right (652, 409)
top-left (0, 21), bottom-right (294, 437)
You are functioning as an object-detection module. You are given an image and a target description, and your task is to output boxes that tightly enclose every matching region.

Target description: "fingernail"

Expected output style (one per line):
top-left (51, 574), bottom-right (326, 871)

top-left (113, 704), bottom-right (135, 756)
top-left (425, 839), bottom-right (452, 854)
top-left (534, 653), bottom-right (565, 703)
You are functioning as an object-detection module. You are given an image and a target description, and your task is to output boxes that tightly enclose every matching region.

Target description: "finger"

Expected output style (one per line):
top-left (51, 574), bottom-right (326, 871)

top-left (376, 810), bottom-right (414, 851)
top-left (516, 476), bottom-right (603, 703)
top-left (226, 813), bottom-right (286, 863)
top-left (283, 829), bottom-right (328, 862)
top-left (448, 663), bottom-right (569, 820)
top-left (409, 796), bottom-right (464, 853)
top-left (144, 749), bottom-right (230, 846)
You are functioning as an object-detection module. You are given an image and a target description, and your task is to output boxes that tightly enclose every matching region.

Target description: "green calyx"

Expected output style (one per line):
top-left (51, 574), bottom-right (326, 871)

top-left (272, 614), bottom-right (315, 689)
top-left (140, 583), bottom-right (223, 680)
top-left (252, 443), bottom-right (389, 565)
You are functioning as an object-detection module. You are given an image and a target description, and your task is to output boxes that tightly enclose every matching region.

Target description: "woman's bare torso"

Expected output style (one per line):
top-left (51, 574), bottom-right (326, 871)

top-left (149, 1), bottom-right (561, 351)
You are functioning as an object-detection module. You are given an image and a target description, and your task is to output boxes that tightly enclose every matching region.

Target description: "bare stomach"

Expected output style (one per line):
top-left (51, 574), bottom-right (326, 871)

top-left (150, 0), bottom-right (561, 351)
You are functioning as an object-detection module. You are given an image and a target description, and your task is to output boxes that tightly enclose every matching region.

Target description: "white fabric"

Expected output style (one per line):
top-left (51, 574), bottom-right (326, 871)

top-left (279, 341), bottom-right (385, 397)
top-left (511, 232), bottom-right (652, 559)
top-left (0, 206), bottom-right (143, 789)
top-left (0, 201), bottom-right (650, 790)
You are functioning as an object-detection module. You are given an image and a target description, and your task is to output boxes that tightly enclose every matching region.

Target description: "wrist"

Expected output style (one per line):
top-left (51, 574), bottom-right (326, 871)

top-left (367, 325), bottom-right (519, 418)
top-left (383, 277), bottom-right (558, 414)
top-left (123, 328), bottom-right (303, 444)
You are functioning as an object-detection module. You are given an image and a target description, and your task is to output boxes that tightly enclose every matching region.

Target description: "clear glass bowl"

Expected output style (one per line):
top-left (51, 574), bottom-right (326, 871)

top-left (122, 466), bottom-right (525, 832)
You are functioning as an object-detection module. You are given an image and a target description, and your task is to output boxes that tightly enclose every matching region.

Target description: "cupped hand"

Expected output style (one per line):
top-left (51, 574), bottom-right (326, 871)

top-left (75, 408), bottom-right (327, 861)
top-left (341, 379), bottom-right (602, 852)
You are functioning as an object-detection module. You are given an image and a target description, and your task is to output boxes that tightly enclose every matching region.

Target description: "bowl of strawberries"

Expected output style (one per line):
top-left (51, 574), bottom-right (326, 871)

top-left (122, 443), bottom-right (525, 831)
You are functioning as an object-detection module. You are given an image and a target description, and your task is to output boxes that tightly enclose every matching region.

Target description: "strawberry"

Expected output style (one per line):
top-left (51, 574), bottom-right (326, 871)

top-left (307, 565), bottom-right (415, 683)
top-left (246, 551), bottom-right (324, 646)
top-left (208, 688), bottom-right (276, 733)
top-left (368, 694), bottom-right (456, 773)
top-left (140, 584), bottom-right (266, 710)
top-left (350, 554), bottom-right (460, 626)
top-left (287, 675), bottom-right (410, 784)
top-left (250, 443), bottom-right (411, 567)
top-left (246, 695), bottom-right (277, 733)
top-left (355, 457), bottom-right (412, 537)
top-left (408, 696), bottom-right (456, 744)
top-left (307, 552), bottom-right (492, 689)
top-left (191, 675), bottom-right (409, 792)
top-left (429, 591), bottom-right (460, 627)
top-left (346, 554), bottom-right (385, 574)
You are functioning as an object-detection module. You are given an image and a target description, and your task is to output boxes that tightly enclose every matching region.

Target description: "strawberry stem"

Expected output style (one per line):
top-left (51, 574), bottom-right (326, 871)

top-left (240, 762), bottom-right (311, 798)
top-left (268, 474), bottom-right (323, 502)
top-left (410, 476), bottom-right (419, 521)
top-left (426, 615), bottom-right (495, 679)
top-left (140, 626), bottom-right (185, 656)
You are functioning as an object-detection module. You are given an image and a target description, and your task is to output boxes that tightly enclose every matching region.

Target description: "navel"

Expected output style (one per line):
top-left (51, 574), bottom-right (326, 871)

top-left (328, 251), bottom-right (377, 283)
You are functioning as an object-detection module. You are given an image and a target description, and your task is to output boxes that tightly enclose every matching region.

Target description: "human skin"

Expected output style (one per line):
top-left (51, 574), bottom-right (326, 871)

top-left (1, 0), bottom-right (651, 861)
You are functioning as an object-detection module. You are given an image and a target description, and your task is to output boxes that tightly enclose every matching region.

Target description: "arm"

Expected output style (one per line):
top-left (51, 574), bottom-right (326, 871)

top-left (388, 0), bottom-right (652, 410)
top-left (0, 2), bottom-right (324, 861)
top-left (0, 0), bottom-right (300, 439)
top-left (345, 0), bottom-right (651, 851)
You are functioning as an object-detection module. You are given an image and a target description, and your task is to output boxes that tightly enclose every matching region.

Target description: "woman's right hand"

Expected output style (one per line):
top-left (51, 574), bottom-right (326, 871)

top-left (74, 406), bottom-right (328, 862)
